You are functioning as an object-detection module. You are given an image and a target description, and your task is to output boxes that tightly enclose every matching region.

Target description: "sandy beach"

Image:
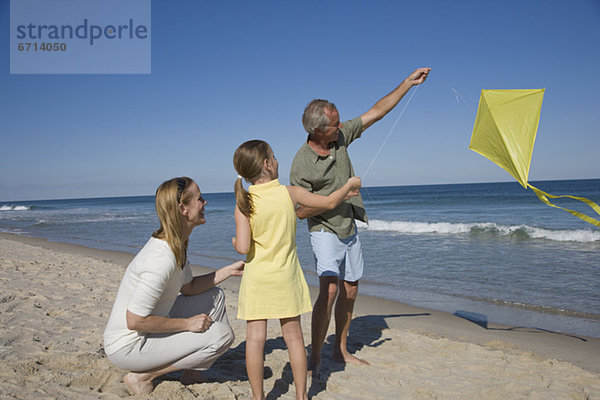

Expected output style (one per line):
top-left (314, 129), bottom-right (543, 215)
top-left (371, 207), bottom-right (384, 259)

top-left (1, 232), bottom-right (599, 399)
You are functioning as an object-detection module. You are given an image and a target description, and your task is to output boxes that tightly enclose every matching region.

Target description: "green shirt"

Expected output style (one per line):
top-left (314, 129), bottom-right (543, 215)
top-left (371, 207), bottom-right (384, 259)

top-left (289, 116), bottom-right (367, 239)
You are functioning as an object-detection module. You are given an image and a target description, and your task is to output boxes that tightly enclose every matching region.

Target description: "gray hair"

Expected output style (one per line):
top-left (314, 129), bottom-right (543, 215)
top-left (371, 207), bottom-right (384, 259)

top-left (302, 99), bottom-right (337, 135)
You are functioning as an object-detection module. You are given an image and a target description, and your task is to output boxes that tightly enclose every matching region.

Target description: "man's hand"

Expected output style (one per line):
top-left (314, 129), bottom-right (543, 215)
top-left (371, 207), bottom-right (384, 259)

top-left (361, 67), bottom-right (431, 130)
top-left (405, 67), bottom-right (431, 86)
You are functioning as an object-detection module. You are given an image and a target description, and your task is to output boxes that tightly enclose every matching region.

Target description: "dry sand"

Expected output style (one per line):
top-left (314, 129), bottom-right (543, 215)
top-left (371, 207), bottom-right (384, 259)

top-left (1, 232), bottom-right (599, 399)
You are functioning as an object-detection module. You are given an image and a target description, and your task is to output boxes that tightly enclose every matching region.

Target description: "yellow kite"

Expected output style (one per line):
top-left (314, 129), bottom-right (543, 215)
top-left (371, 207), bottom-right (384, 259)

top-left (469, 89), bottom-right (600, 227)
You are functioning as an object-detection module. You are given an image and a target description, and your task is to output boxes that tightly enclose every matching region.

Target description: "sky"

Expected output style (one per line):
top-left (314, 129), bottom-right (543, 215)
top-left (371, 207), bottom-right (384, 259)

top-left (1, 0), bottom-right (599, 201)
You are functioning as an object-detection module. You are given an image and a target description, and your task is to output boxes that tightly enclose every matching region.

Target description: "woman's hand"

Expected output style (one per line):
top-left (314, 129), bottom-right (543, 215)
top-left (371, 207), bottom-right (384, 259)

top-left (224, 260), bottom-right (244, 278)
top-left (127, 310), bottom-right (206, 334)
top-left (186, 314), bottom-right (213, 333)
top-left (181, 261), bottom-right (244, 296)
top-left (211, 260), bottom-right (244, 288)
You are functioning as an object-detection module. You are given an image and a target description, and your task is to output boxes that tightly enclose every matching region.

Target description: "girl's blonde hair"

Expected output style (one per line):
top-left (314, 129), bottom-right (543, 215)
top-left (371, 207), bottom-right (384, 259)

top-left (233, 140), bottom-right (271, 217)
top-left (152, 177), bottom-right (194, 269)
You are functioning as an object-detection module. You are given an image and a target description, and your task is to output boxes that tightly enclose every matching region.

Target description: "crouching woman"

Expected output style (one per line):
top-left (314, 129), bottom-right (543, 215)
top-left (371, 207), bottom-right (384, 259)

top-left (103, 177), bottom-right (243, 395)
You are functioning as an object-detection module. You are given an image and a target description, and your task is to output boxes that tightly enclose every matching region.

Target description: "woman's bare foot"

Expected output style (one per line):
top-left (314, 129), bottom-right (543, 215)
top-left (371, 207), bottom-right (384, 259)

top-left (124, 372), bottom-right (154, 395)
top-left (331, 350), bottom-right (370, 365)
top-left (181, 369), bottom-right (207, 385)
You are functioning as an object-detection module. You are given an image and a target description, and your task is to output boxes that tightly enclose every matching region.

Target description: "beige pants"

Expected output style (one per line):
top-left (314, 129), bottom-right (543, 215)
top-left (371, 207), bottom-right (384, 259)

top-left (107, 287), bottom-right (234, 372)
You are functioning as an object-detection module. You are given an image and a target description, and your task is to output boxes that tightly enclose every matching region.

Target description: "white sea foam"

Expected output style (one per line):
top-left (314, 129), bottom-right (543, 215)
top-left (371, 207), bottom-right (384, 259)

top-left (74, 215), bottom-right (143, 224)
top-left (357, 219), bottom-right (600, 243)
top-left (0, 205), bottom-right (31, 211)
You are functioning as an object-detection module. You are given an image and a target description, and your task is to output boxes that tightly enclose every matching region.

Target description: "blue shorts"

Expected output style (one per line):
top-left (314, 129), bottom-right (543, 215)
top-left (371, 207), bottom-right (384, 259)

top-left (309, 230), bottom-right (364, 282)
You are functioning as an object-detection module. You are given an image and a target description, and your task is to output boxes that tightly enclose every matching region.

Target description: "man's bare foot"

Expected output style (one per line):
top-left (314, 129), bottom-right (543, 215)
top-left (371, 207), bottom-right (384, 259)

top-left (124, 372), bottom-right (154, 395)
top-left (331, 351), bottom-right (370, 365)
top-left (181, 369), bottom-right (207, 385)
top-left (307, 358), bottom-right (321, 381)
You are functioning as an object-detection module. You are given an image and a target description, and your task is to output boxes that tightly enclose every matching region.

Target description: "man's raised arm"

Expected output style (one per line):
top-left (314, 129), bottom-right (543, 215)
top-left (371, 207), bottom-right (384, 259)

top-left (360, 67), bottom-right (431, 131)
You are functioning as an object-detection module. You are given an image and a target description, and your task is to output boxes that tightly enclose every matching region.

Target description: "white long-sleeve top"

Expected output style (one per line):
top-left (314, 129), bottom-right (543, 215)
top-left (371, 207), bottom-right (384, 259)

top-left (103, 237), bottom-right (193, 355)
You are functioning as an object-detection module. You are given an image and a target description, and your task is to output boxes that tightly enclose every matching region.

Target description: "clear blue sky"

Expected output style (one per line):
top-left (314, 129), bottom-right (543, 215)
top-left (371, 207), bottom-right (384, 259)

top-left (2, 0), bottom-right (599, 201)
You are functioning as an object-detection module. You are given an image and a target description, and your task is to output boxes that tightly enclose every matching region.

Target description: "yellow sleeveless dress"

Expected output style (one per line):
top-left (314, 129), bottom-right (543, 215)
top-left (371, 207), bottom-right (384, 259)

top-left (237, 179), bottom-right (312, 320)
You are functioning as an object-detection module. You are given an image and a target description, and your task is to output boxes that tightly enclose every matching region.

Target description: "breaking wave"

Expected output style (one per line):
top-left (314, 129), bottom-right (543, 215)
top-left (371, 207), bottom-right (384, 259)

top-left (0, 205), bottom-right (32, 211)
top-left (357, 219), bottom-right (600, 243)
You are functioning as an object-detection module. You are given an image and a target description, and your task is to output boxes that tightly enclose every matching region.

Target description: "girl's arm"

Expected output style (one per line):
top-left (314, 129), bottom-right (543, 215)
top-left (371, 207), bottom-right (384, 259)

top-left (232, 204), bottom-right (251, 254)
top-left (295, 190), bottom-right (358, 219)
top-left (287, 177), bottom-right (361, 210)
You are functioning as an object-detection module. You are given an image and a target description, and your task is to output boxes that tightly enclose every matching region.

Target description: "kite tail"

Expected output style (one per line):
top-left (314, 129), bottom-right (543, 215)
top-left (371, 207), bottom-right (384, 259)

top-left (528, 184), bottom-right (600, 228)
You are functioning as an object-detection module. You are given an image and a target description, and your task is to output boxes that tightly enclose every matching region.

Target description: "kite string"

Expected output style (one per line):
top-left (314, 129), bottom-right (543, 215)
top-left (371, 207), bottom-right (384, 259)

top-left (361, 85), bottom-right (468, 182)
top-left (451, 87), bottom-right (477, 116)
top-left (362, 85), bottom-right (420, 181)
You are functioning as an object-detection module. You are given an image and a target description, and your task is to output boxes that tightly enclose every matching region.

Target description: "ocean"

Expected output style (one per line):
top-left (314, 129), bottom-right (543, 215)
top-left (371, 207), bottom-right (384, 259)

top-left (1, 179), bottom-right (599, 338)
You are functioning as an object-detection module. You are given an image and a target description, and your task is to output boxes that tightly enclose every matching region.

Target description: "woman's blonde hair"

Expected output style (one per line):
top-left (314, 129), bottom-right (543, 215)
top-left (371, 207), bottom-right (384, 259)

top-left (233, 140), bottom-right (271, 217)
top-left (152, 177), bottom-right (194, 269)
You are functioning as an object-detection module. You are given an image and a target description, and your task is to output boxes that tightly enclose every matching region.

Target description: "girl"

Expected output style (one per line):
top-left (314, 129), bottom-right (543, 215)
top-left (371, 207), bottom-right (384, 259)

top-left (232, 140), bottom-right (361, 400)
top-left (103, 177), bottom-right (244, 395)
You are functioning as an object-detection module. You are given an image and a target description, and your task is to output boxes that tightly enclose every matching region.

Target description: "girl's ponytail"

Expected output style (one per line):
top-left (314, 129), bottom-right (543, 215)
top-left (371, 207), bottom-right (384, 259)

top-left (234, 176), bottom-right (253, 217)
top-left (233, 140), bottom-right (271, 218)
